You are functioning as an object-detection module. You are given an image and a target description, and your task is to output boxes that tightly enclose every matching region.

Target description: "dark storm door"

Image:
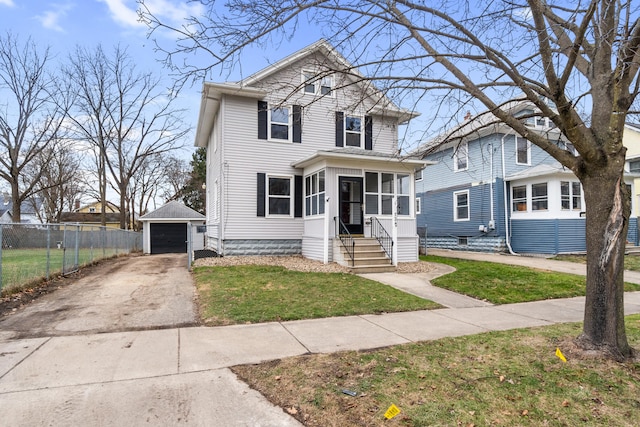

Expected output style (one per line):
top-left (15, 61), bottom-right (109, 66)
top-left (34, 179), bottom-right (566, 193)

top-left (339, 176), bottom-right (364, 235)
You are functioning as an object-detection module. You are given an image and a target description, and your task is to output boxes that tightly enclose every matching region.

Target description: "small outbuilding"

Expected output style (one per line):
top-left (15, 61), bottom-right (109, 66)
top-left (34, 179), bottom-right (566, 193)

top-left (139, 201), bottom-right (206, 254)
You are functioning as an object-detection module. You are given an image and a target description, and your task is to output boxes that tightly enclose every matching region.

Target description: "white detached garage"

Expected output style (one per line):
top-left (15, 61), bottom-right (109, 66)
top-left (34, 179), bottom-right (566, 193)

top-left (140, 201), bottom-right (206, 254)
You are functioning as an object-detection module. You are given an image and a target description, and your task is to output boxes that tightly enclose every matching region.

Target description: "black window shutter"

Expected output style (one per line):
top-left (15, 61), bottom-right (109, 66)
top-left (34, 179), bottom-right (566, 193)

top-left (258, 101), bottom-right (268, 140)
top-left (335, 111), bottom-right (344, 147)
top-left (365, 115), bottom-right (373, 150)
top-left (294, 175), bottom-right (303, 217)
top-left (257, 173), bottom-right (266, 217)
top-left (293, 105), bottom-right (302, 143)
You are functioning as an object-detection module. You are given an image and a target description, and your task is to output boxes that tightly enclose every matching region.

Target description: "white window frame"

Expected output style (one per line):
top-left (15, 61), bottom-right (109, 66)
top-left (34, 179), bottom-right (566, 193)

top-left (561, 181), bottom-right (582, 211)
top-left (304, 170), bottom-right (326, 217)
top-left (397, 173), bottom-right (411, 216)
top-left (453, 190), bottom-right (470, 221)
top-left (301, 70), bottom-right (334, 97)
top-left (266, 174), bottom-right (293, 217)
top-left (512, 185), bottom-right (528, 212)
top-left (268, 106), bottom-right (292, 142)
top-left (531, 182), bottom-right (548, 211)
top-left (344, 115), bottom-right (364, 148)
top-left (453, 141), bottom-right (468, 172)
top-left (364, 172), bottom-right (412, 217)
top-left (516, 137), bottom-right (531, 165)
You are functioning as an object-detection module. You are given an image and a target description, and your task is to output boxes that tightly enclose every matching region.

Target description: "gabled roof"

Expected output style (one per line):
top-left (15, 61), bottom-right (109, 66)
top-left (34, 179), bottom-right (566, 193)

top-left (413, 100), bottom-right (564, 155)
top-left (139, 201), bottom-right (205, 221)
top-left (195, 39), bottom-right (418, 148)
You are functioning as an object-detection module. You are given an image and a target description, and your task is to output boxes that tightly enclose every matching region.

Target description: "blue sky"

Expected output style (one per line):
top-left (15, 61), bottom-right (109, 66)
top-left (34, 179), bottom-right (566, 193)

top-left (0, 0), bottom-right (322, 155)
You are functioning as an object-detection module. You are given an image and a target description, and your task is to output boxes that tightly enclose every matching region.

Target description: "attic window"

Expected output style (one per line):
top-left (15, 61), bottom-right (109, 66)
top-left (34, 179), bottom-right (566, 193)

top-left (302, 71), bottom-right (333, 97)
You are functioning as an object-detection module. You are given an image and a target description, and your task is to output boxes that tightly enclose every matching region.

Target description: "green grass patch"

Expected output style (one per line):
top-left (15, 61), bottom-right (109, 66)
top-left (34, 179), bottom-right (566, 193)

top-left (554, 253), bottom-right (640, 272)
top-left (193, 265), bottom-right (441, 325)
top-left (423, 255), bottom-right (640, 304)
top-left (1, 248), bottom-right (121, 295)
top-left (233, 315), bottom-right (640, 427)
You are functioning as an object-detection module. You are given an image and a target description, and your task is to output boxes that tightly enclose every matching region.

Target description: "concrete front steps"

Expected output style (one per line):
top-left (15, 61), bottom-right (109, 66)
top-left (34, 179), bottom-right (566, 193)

top-left (335, 237), bottom-right (395, 273)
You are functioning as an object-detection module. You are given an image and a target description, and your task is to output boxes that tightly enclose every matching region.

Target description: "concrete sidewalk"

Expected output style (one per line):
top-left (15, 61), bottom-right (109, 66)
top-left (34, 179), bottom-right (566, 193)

top-left (3, 253), bottom-right (640, 426)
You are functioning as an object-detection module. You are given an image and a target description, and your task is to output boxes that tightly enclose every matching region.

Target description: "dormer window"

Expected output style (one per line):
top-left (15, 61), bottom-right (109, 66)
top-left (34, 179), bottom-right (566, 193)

top-left (302, 70), bottom-right (333, 97)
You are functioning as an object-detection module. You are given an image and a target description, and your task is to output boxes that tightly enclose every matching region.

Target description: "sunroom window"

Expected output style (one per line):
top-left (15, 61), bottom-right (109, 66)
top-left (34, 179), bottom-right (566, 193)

top-left (561, 181), bottom-right (582, 210)
top-left (305, 170), bottom-right (325, 216)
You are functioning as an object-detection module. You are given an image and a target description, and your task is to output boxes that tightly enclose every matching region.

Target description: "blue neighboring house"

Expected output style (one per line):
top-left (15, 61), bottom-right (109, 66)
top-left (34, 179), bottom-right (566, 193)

top-left (414, 101), bottom-right (639, 255)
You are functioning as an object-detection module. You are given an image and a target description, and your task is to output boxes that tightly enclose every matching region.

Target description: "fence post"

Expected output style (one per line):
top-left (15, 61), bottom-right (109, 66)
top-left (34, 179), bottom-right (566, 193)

top-left (0, 224), bottom-right (3, 293)
top-left (187, 222), bottom-right (193, 271)
top-left (74, 224), bottom-right (80, 270)
top-left (46, 225), bottom-right (51, 280)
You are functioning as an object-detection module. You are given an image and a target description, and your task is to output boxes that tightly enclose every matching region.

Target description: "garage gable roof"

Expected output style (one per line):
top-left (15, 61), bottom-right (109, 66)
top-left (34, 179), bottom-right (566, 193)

top-left (139, 201), bottom-right (205, 221)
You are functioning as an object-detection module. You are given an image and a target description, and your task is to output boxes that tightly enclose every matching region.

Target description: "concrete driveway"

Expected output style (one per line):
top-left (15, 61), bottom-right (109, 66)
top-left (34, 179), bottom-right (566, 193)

top-left (0, 253), bottom-right (198, 340)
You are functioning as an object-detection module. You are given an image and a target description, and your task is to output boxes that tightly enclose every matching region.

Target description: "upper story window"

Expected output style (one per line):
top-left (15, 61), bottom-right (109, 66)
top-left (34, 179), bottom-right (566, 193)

top-left (454, 142), bottom-right (468, 171)
top-left (269, 107), bottom-right (290, 141)
top-left (302, 71), bottom-right (333, 96)
top-left (415, 168), bottom-right (423, 181)
top-left (345, 115), bottom-right (363, 147)
top-left (258, 101), bottom-right (302, 143)
top-left (629, 160), bottom-right (640, 173)
top-left (516, 137), bottom-right (530, 165)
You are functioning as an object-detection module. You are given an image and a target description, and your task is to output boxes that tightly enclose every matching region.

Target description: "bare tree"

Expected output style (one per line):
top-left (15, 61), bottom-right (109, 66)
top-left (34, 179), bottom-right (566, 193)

top-left (140, 0), bottom-right (640, 359)
top-left (64, 44), bottom-right (189, 229)
top-left (127, 153), bottom-right (167, 230)
top-left (25, 143), bottom-right (85, 223)
top-left (0, 33), bottom-right (69, 223)
top-left (161, 154), bottom-right (190, 202)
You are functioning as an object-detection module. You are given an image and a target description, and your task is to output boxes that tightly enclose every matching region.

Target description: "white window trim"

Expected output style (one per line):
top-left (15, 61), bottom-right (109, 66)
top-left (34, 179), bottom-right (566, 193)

top-left (515, 137), bottom-right (531, 165)
top-left (266, 174), bottom-right (293, 217)
top-left (344, 114), bottom-right (364, 148)
top-left (304, 170), bottom-right (326, 217)
top-left (560, 181), bottom-right (582, 211)
top-left (301, 70), bottom-right (334, 97)
top-left (267, 106), bottom-right (292, 142)
top-left (453, 190), bottom-right (470, 221)
top-left (453, 141), bottom-right (468, 172)
top-left (512, 184), bottom-right (528, 213)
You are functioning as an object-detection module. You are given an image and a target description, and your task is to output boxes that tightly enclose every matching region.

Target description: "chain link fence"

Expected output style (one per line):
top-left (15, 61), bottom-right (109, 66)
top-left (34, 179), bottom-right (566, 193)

top-left (0, 223), bottom-right (142, 295)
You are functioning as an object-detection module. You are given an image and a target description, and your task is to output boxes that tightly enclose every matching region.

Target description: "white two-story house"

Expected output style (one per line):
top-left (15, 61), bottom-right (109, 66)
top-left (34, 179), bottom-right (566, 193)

top-left (194, 40), bottom-right (427, 269)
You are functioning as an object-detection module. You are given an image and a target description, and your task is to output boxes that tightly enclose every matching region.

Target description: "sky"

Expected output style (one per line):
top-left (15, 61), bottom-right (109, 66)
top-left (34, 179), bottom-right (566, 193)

top-left (0, 0), bottom-right (321, 157)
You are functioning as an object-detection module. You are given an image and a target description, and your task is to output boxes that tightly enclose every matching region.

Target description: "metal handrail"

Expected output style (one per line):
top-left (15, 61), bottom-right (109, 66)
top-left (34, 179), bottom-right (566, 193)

top-left (370, 216), bottom-right (393, 261)
top-left (334, 216), bottom-right (355, 266)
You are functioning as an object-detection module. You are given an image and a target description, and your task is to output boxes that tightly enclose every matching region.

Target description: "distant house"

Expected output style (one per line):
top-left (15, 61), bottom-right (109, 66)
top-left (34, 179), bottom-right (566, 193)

top-left (194, 40), bottom-right (427, 269)
top-left (414, 101), bottom-right (638, 255)
top-left (0, 193), bottom-right (45, 225)
top-left (60, 201), bottom-right (124, 229)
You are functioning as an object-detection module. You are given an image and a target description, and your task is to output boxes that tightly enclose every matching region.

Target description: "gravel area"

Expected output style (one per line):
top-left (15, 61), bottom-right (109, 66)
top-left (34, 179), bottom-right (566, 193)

top-left (193, 255), bottom-right (436, 274)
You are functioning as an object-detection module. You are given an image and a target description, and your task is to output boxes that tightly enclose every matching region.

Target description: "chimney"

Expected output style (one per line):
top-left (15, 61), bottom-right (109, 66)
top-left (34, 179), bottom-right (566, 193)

top-left (74, 199), bottom-right (80, 211)
top-left (464, 111), bottom-right (472, 121)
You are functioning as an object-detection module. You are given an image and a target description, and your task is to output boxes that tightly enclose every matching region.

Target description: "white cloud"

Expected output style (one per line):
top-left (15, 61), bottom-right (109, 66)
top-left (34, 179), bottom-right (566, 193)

top-left (35, 3), bottom-right (74, 32)
top-left (141, 0), bottom-right (204, 24)
top-left (98, 0), bottom-right (145, 29)
top-left (0, 0), bottom-right (15, 7)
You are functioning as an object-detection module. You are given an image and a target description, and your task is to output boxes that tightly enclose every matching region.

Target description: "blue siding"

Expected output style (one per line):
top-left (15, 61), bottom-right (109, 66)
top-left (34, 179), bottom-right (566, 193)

top-left (511, 217), bottom-right (639, 254)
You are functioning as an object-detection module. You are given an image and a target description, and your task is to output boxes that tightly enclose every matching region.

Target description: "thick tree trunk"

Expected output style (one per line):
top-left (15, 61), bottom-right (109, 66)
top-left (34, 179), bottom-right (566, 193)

top-left (578, 170), bottom-right (634, 360)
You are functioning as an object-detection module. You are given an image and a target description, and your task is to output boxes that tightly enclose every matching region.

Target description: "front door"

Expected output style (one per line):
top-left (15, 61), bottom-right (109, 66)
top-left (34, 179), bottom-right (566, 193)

top-left (339, 176), bottom-right (363, 235)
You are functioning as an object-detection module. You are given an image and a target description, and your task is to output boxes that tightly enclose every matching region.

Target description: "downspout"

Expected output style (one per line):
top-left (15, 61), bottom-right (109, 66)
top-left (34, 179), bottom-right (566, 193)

top-left (488, 144), bottom-right (494, 226)
top-left (501, 134), bottom-right (519, 255)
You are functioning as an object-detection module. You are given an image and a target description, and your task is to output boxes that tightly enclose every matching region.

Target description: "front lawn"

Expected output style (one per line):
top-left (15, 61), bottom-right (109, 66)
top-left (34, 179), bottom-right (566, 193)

top-left (233, 315), bottom-right (640, 427)
top-left (423, 255), bottom-right (640, 304)
top-left (193, 265), bottom-right (441, 325)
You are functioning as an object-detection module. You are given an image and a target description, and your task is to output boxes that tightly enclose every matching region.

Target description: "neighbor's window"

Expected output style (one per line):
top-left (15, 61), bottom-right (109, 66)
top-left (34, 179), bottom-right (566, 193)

top-left (630, 160), bottom-right (640, 173)
top-left (268, 175), bottom-right (292, 216)
top-left (416, 197), bottom-right (421, 214)
top-left (454, 141), bottom-right (468, 171)
top-left (269, 107), bottom-right (290, 141)
top-left (454, 190), bottom-right (469, 221)
top-left (415, 168), bottom-right (423, 181)
top-left (345, 115), bottom-right (363, 147)
top-left (531, 183), bottom-right (548, 211)
top-left (516, 137), bottom-right (530, 165)
top-left (512, 185), bottom-right (527, 212)
top-left (561, 181), bottom-right (582, 210)
top-left (305, 170), bottom-right (325, 216)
